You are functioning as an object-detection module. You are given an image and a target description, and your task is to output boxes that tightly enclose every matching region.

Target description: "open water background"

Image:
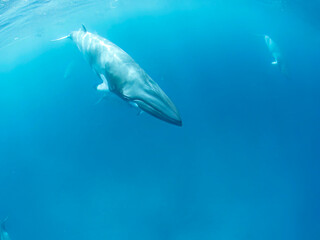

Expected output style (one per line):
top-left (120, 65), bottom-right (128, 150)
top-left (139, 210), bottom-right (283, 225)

top-left (0, 1), bottom-right (319, 239)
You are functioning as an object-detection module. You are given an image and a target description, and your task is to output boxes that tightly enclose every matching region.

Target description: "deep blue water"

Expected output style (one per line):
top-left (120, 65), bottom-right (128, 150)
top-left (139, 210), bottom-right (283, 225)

top-left (0, 1), bottom-right (319, 239)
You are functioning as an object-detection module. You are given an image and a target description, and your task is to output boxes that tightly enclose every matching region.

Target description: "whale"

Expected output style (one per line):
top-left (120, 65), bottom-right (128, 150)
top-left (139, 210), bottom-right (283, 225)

top-left (54, 25), bottom-right (182, 126)
top-left (0, 218), bottom-right (10, 240)
top-left (263, 35), bottom-right (289, 78)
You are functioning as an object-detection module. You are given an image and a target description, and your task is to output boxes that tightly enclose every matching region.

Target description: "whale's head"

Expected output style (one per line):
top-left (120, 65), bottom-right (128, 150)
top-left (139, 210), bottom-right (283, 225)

top-left (124, 72), bottom-right (183, 126)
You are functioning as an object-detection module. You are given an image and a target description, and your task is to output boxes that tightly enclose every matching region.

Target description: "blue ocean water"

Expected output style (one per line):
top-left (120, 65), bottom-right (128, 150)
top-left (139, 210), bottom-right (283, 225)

top-left (0, 0), bottom-right (319, 239)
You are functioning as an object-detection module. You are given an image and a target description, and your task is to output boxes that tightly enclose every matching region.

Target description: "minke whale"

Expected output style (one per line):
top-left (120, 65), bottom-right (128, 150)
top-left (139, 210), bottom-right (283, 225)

top-left (54, 25), bottom-right (182, 126)
top-left (263, 35), bottom-right (289, 78)
top-left (0, 218), bottom-right (10, 240)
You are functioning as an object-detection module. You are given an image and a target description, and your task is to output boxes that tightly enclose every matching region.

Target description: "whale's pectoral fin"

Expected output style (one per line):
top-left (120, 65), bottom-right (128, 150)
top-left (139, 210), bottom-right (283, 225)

top-left (97, 82), bottom-right (108, 91)
top-left (95, 74), bottom-right (110, 105)
top-left (64, 61), bottom-right (75, 79)
top-left (94, 94), bottom-right (107, 105)
top-left (272, 60), bottom-right (278, 65)
top-left (97, 74), bottom-right (109, 92)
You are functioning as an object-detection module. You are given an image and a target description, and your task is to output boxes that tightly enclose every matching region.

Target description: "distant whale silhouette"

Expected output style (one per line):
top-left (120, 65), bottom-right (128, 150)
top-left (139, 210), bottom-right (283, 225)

top-left (0, 218), bottom-right (10, 240)
top-left (263, 35), bottom-right (289, 78)
top-left (54, 25), bottom-right (182, 126)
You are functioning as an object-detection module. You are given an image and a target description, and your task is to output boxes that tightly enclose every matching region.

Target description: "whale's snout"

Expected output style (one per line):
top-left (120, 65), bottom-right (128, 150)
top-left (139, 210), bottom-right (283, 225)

top-left (128, 80), bottom-right (182, 126)
top-left (170, 111), bottom-right (183, 126)
top-left (134, 96), bottom-right (182, 126)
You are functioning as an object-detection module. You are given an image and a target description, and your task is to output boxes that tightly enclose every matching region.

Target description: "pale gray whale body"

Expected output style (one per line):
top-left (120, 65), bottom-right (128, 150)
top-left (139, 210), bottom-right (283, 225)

top-left (0, 218), bottom-right (10, 240)
top-left (264, 35), bottom-right (288, 77)
top-left (56, 25), bottom-right (182, 126)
